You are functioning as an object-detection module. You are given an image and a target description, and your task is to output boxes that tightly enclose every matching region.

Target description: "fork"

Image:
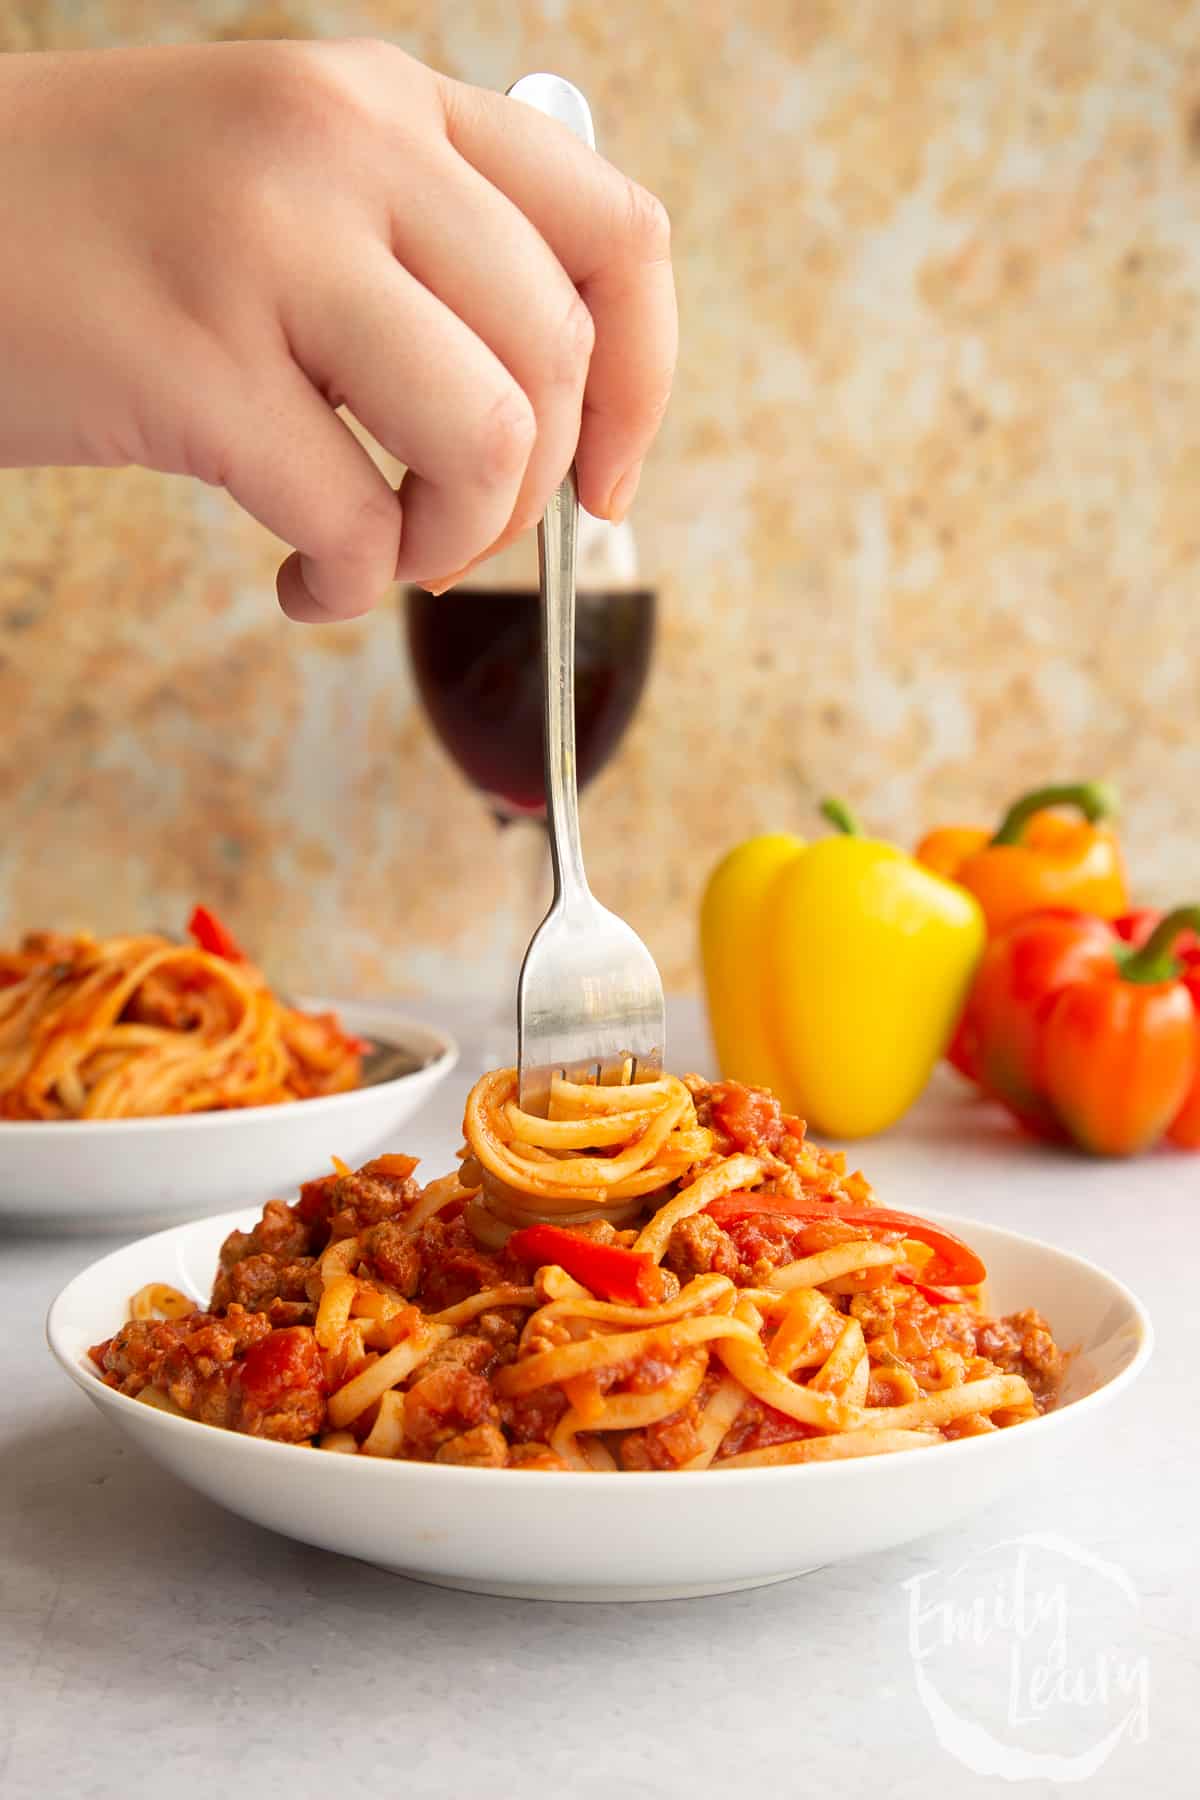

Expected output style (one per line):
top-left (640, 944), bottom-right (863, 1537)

top-left (510, 74), bottom-right (667, 1115)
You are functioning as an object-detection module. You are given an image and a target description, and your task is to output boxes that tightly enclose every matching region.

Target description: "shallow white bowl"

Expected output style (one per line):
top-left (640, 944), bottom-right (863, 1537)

top-left (47, 1210), bottom-right (1151, 1601)
top-left (1, 1002), bottom-right (457, 1233)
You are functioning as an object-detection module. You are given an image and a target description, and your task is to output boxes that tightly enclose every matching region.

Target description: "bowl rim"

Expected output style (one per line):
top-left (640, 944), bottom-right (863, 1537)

top-left (47, 1206), bottom-right (1155, 1491)
top-left (0, 1004), bottom-right (458, 1138)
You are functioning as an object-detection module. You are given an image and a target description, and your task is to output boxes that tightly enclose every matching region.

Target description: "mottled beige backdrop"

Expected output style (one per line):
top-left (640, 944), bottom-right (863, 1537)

top-left (2, 1), bottom-right (1198, 996)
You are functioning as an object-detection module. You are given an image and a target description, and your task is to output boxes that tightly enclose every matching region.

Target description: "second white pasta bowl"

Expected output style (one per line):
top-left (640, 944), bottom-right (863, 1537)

top-left (0, 1002), bottom-right (457, 1231)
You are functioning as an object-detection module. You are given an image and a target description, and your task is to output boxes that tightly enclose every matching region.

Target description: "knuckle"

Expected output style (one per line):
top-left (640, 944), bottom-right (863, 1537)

top-left (619, 179), bottom-right (672, 260)
top-left (245, 41), bottom-right (371, 157)
top-left (473, 386), bottom-right (537, 487)
top-left (552, 293), bottom-right (596, 387)
top-left (220, 45), bottom-right (398, 252)
top-left (311, 484), bottom-right (400, 571)
top-left (258, 43), bottom-right (339, 120)
top-left (335, 34), bottom-right (407, 65)
top-left (334, 36), bottom-right (439, 111)
top-left (438, 74), bottom-right (486, 146)
top-left (642, 372), bottom-right (675, 434)
top-left (343, 484), bottom-right (402, 559)
top-left (222, 40), bottom-right (438, 210)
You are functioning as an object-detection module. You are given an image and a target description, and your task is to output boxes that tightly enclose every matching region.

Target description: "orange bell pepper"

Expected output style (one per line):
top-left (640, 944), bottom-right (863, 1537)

top-left (915, 824), bottom-right (990, 881)
top-left (970, 907), bottom-right (1200, 1155)
top-left (1114, 910), bottom-right (1200, 1149)
top-left (1167, 959), bottom-right (1200, 1149)
top-left (916, 783), bottom-right (1127, 936)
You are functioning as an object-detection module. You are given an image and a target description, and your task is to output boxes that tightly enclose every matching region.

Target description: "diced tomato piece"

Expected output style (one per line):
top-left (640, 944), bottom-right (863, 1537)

top-left (236, 1327), bottom-right (325, 1407)
top-left (711, 1083), bottom-right (784, 1152)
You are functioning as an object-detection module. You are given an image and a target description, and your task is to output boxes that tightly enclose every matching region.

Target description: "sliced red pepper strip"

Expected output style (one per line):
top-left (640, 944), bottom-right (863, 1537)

top-left (187, 904), bottom-right (247, 962)
top-left (505, 1223), bottom-right (670, 1307)
top-left (896, 1269), bottom-right (962, 1306)
top-left (705, 1192), bottom-right (986, 1286)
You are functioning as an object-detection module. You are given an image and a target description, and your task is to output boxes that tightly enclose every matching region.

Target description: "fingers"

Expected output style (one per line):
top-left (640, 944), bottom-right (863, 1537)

top-left (282, 241), bottom-right (537, 588)
top-left (438, 78), bottom-right (677, 521)
top-left (217, 364), bottom-right (403, 623)
top-left (389, 144), bottom-right (595, 561)
top-left (222, 59), bottom-right (676, 612)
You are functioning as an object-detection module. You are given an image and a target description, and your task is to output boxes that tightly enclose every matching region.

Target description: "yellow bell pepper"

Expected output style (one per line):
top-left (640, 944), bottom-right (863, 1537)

top-left (700, 801), bottom-right (986, 1139)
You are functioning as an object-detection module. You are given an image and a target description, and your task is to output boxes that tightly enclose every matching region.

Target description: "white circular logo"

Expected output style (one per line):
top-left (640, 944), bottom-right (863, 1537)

top-left (904, 1532), bottom-right (1150, 1781)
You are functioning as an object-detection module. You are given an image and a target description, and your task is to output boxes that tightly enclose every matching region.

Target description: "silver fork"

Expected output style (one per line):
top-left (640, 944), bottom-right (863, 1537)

top-left (510, 74), bottom-right (666, 1115)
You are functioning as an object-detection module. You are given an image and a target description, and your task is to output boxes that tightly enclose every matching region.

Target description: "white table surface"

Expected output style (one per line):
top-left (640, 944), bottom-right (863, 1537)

top-left (1, 996), bottom-right (1193, 1799)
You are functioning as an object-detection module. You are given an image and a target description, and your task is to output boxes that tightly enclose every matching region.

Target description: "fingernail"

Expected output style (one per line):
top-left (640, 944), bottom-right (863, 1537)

top-left (298, 555), bottom-right (326, 608)
top-left (278, 553), bottom-right (336, 625)
top-left (606, 459), bottom-right (644, 524)
top-left (420, 564), bottom-right (473, 597)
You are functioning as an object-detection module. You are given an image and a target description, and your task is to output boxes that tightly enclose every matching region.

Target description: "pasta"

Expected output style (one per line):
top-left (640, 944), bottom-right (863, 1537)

top-left (0, 911), bottom-right (363, 1119)
top-left (89, 1069), bottom-right (1065, 1469)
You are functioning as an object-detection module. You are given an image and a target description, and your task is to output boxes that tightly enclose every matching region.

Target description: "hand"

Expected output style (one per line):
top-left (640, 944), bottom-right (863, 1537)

top-left (0, 41), bottom-right (676, 620)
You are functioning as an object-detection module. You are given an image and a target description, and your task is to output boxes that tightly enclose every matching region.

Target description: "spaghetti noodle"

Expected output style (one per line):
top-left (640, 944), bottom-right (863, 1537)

top-left (89, 1069), bottom-right (1065, 1469)
top-left (0, 911), bottom-right (362, 1120)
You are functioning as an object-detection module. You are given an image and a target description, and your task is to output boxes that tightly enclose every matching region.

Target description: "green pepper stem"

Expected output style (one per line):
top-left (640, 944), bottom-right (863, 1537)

top-left (1120, 906), bottom-right (1200, 985)
top-left (820, 797), bottom-right (863, 837)
top-left (990, 781), bottom-right (1118, 846)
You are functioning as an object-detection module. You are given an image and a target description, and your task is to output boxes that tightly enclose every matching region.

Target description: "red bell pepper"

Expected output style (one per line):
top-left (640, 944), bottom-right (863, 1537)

top-left (504, 1224), bottom-right (671, 1306)
top-left (1167, 953), bottom-right (1200, 1149)
top-left (945, 1011), bottom-right (983, 1085)
top-left (968, 906), bottom-right (1200, 1155)
top-left (187, 904), bottom-right (246, 962)
top-left (1032, 907), bottom-right (1200, 1155)
top-left (962, 910), bottom-right (1115, 1133)
top-left (703, 1193), bottom-right (986, 1286)
top-left (1113, 908), bottom-right (1200, 962)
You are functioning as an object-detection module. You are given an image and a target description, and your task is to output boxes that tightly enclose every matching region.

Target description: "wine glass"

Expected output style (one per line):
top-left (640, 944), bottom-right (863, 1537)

top-left (403, 514), bottom-right (656, 1062)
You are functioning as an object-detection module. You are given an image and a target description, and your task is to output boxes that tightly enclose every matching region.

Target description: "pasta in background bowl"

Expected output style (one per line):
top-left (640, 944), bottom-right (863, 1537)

top-left (1, 1002), bottom-right (457, 1232)
top-left (0, 910), bottom-right (363, 1120)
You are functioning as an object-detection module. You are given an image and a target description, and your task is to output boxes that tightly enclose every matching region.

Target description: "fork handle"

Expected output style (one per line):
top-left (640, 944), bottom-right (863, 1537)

top-left (537, 468), bottom-right (589, 909)
top-left (507, 75), bottom-right (597, 917)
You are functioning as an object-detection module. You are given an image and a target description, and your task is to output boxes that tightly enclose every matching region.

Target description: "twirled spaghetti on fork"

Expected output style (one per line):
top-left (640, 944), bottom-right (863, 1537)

top-left (90, 1068), bottom-right (1064, 1470)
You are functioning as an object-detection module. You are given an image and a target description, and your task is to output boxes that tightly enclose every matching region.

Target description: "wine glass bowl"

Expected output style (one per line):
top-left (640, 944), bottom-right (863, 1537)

top-left (402, 522), bottom-right (657, 1065)
top-left (404, 582), bottom-right (656, 822)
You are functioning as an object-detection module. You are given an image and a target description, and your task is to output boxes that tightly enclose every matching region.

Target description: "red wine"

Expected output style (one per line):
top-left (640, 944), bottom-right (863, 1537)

top-left (405, 586), bottom-right (656, 819)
